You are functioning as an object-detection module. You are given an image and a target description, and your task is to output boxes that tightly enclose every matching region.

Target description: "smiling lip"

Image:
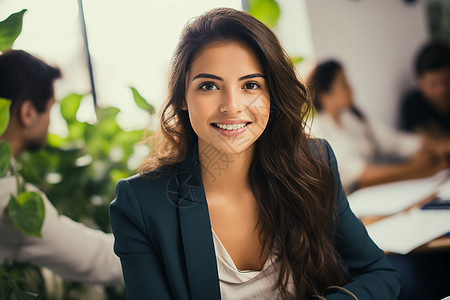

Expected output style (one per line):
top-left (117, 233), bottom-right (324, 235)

top-left (210, 120), bottom-right (251, 137)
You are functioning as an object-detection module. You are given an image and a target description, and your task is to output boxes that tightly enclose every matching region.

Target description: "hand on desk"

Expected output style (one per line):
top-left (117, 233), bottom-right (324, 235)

top-left (420, 134), bottom-right (450, 163)
top-left (411, 146), bottom-right (449, 176)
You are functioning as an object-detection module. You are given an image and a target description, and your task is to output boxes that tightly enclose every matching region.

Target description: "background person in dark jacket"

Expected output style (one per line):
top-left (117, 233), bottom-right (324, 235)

top-left (400, 41), bottom-right (450, 137)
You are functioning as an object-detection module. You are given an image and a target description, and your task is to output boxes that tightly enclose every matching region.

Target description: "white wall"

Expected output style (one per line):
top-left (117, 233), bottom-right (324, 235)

top-left (275, 0), bottom-right (315, 77)
top-left (305, 0), bottom-right (428, 127)
top-left (0, 1), bottom-right (242, 134)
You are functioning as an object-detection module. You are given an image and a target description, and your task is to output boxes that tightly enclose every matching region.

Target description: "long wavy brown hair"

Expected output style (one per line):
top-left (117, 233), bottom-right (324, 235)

top-left (140, 8), bottom-right (347, 299)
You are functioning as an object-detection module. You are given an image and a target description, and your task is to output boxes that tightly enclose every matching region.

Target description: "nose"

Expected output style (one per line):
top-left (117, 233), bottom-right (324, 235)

top-left (219, 89), bottom-right (244, 114)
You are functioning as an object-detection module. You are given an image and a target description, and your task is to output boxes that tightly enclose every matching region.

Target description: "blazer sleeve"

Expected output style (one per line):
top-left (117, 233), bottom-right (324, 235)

top-left (322, 141), bottom-right (401, 300)
top-left (109, 179), bottom-right (172, 300)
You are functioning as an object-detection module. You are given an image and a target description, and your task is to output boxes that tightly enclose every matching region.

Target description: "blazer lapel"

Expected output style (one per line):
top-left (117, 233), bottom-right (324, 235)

top-left (177, 143), bottom-right (221, 300)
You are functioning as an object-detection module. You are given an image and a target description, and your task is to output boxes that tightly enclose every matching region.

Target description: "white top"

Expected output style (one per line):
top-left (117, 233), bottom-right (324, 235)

top-left (0, 172), bottom-right (123, 285)
top-left (211, 229), bottom-right (294, 299)
top-left (310, 109), bottom-right (422, 193)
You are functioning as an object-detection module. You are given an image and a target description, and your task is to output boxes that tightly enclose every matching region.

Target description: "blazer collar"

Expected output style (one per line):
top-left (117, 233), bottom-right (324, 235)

top-left (177, 143), bottom-right (221, 299)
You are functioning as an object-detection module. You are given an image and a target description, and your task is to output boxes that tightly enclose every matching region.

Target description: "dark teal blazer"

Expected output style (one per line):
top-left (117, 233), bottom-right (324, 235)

top-left (109, 141), bottom-right (401, 299)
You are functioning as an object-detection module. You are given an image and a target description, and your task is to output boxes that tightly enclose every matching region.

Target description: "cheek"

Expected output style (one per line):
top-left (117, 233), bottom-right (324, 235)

top-left (427, 84), bottom-right (442, 96)
top-left (187, 109), bottom-right (204, 133)
top-left (421, 78), bottom-right (438, 93)
top-left (336, 88), bottom-right (349, 103)
top-left (249, 94), bottom-right (270, 125)
top-left (185, 96), bottom-right (216, 133)
top-left (261, 98), bottom-right (271, 122)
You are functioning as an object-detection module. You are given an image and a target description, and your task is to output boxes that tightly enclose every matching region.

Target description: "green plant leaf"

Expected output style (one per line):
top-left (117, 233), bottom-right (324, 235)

top-left (96, 106), bottom-right (120, 121)
top-left (7, 191), bottom-right (45, 238)
top-left (67, 121), bottom-right (87, 142)
top-left (0, 9), bottom-right (27, 52)
top-left (0, 141), bottom-right (11, 177)
top-left (110, 168), bottom-right (129, 186)
top-left (60, 94), bottom-right (83, 124)
top-left (248, 0), bottom-right (280, 29)
top-left (291, 56), bottom-right (304, 66)
top-left (131, 87), bottom-right (155, 114)
top-left (47, 133), bottom-right (66, 148)
top-left (0, 98), bottom-right (11, 136)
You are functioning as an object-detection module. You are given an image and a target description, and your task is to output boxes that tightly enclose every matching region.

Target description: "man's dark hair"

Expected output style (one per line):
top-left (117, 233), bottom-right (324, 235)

top-left (0, 50), bottom-right (61, 114)
top-left (415, 41), bottom-right (450, 77)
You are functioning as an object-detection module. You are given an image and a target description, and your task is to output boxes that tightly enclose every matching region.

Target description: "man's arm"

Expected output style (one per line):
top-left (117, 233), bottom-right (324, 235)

top-left (0, 176), bottom-right (123, 285)
top-left (357, 148), bottom-right (448, 188)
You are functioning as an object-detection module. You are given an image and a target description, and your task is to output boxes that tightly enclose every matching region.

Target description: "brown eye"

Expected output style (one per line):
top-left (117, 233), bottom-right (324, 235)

top-left (243, 82), bottom-right (260, 90)
top-left (200, 82), bottom-right (218, 91)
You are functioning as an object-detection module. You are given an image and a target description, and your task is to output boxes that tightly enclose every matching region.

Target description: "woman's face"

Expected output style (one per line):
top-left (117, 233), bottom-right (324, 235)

top-left (184, 41), bottom-right (270, 156)
top-left (324, 69), bottom-right (353, 111)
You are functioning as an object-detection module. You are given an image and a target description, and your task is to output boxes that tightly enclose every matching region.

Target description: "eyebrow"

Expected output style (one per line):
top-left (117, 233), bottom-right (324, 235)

top-left (192, 73), bottom-right (223, 81)
top-left (238, 73), bottom-right (265, 81)
top-left (192, 73), bottom-right (265, 81)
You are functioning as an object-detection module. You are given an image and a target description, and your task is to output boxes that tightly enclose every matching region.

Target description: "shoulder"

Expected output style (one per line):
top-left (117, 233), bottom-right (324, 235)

top-left (308, 138), bottom-right (335, 164)
top-left (0, 175), bottom-right (41, 206)
top-left (117, 163), bottom-right (180, 195)
top-left (111, 164), bottom-right (183, 221)
top-left (310, 112), bottom-right (334, 135)
top-left (0, 176), bottom-right (18, 234)
top-left (308, 138), bottom-right (342, 193)
top-left (0, 176), bottom-right (16, 203)
top-left (114, 167), bottom-right (177, 203)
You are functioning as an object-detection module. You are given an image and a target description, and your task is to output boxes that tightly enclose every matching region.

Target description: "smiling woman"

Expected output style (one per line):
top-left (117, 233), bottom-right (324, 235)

top-left (184, 41), bottom-right (270, 156)
top-left (109, 8), bottom-right (401, 300)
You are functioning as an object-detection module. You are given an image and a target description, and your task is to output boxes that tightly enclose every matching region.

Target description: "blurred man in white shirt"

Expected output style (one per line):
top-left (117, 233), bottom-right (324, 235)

top-left (0, 50), bottom-right (123, 285)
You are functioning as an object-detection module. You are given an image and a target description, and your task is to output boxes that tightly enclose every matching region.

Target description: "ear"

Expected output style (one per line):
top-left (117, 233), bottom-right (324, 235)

top-left (181, 99), bottom-right (188, 111)
top-left (19, 100), bottom-right (38, 127)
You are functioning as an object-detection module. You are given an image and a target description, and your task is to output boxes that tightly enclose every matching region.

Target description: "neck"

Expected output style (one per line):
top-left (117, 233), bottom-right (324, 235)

top-left (1, 131), bottom-right (23, 159)
top-left (325, 106), bottom-right (342, 123)
top-left (198, 140), bottom-right (254, 204)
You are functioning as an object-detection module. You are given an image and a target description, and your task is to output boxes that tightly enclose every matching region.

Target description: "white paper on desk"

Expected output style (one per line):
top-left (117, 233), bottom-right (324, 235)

top-left (366, 209), bottom-right (450, 254)
top-left (347, 169), bottom-right (449, 217)
top-left (437, 178), bottom-right (450, 199)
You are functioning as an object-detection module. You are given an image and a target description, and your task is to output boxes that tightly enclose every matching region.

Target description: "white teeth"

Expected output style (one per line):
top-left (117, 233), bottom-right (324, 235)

top-left (214, 122), bottom-right (248, 130)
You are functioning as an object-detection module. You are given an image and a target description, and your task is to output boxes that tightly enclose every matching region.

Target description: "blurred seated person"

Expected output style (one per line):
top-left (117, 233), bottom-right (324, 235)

top-left (306, 60), bottom-right (449, 194)
top-left (0, 50), bottom-right (123, 285)
top-left (400, 41), bottom-right (450, 137)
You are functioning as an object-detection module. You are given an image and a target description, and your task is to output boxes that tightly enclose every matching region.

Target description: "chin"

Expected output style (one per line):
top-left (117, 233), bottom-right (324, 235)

top-left (217, 139), bottom-right (255, 157)
top-left (25, 140), bottom-right (47, 152)
top-left (199, 136), bottom-right (254, 156)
